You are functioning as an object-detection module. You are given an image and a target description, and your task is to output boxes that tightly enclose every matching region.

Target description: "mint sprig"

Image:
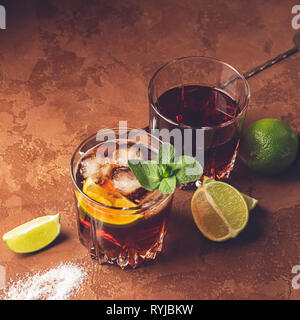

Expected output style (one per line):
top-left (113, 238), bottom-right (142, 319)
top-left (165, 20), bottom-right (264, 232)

top-left (128, 143), bottom-right (203, 194)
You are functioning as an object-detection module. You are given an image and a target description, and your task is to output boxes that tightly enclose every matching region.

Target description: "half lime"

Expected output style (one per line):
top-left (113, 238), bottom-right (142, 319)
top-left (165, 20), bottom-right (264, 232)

top-left (191, 181), bottom-right (249, 241)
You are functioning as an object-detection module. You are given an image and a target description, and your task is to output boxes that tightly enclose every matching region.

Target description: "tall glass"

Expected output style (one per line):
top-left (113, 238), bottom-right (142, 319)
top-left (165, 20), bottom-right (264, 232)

top-left (70, 129), bottom-right (173, 269)
top-left (148, 56), bottom-right (250, 180)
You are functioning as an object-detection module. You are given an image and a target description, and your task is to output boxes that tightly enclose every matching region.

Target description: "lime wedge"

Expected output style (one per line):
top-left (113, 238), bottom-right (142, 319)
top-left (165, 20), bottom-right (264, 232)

top-left (191, 181), bottom-right (249, 241)
top-left (242, 194), bottom-right (258, 211)
top-left (2, 214), bottom-right (61, 253)
top-left (202, 176), bottom-right (258, 211)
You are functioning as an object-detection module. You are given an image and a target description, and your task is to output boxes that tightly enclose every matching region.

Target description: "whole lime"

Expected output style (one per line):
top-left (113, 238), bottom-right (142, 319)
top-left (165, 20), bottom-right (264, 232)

top-left (240, 118), bottom-right (298, 175)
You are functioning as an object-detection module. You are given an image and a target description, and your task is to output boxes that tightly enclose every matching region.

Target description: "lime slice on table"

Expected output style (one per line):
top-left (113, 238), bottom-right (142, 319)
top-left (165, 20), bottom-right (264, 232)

top-left (202, 176), bottom-right (258, 211)
top-left (191, 181), bottom-right (249, 241)
top-left (78, 177), bottom-right (143, 227)
top-left (2, 214), bottom-right (61, 253)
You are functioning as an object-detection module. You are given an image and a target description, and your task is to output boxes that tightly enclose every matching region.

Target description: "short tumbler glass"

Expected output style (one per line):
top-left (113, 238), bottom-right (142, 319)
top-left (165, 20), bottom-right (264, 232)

top-left (148, 56), bottom-right (250, 180)
top-left (70, 129), bottom-right (173, 269)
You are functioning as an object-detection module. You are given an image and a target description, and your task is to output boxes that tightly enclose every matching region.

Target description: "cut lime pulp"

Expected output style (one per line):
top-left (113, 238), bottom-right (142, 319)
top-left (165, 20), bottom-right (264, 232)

top-left (191, 181), bottom-right (249, 241)
top-left (202, 176), bottom-right (258, 211)
top-left (2, 214), bottom-right (61, 253)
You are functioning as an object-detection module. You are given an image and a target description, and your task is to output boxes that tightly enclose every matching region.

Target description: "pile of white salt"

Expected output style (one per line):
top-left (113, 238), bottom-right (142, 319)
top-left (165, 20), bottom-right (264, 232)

top-left (1, 262), bottom-right (87, 300)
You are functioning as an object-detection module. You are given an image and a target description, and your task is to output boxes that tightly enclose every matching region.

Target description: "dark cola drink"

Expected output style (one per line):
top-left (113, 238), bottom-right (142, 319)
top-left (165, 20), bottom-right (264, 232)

top-left (154, 85), bottom-right (242, 179)
top-left (73, 139), bottom-right (173, 269)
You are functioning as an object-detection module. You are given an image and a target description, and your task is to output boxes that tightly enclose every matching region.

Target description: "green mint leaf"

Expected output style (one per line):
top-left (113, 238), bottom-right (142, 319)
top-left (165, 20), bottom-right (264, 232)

top-left (158, 142), bottom-right (175, 165)
top-left (128, 143), bottom-right (203, 195)
top-left (159, 175), bottom-right (176, 194)
top-left (158, 163), bottom-right (175, 178)
top-left (174, 155), bottom-right (203, 184)
top-left (128, 160), bottom-right (161, 191)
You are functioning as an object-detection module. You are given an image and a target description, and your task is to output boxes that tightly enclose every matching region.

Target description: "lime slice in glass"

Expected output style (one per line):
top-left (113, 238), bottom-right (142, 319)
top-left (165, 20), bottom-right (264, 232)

top-left (2, 214), bottom-right (61, 253)
top-left (80, 177), bottom-right (143, 227)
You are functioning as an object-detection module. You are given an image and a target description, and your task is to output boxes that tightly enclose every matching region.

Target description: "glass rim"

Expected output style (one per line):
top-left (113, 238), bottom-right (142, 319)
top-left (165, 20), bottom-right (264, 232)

top-left (70, 129), bottom-right (173, 213)
top-left (148, 55), bottom-right (250, 131)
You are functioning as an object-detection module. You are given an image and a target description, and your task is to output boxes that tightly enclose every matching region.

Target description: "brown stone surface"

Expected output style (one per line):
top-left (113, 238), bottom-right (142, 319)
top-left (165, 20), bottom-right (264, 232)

top-left (0, 0), bottom-right (299, 300)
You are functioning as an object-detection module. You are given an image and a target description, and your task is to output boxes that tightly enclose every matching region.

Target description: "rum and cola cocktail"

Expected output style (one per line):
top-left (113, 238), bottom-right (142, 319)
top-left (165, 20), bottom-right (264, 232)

top-left (70, 129), bottom-right (173, 269)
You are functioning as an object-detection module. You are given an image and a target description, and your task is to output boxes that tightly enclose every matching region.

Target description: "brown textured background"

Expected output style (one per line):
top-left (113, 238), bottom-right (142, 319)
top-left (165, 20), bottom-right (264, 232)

top-left (0, 0), bottom-right (300, 300)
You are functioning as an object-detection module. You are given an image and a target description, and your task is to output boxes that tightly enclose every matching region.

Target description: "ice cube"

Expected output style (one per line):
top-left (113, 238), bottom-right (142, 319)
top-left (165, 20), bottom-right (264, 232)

top-left (96, 163), bottom-right (113, 184)
top-left (110, 166), bottom-right (148, 203)
top-left (79, 156), bottom-right (100, 180)
top-left (112, 144), bottom-right (145, 166)
top-left (111, 166), bottom-right (141, 195)
top-left (79, 156), bottom-right (112, 184)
